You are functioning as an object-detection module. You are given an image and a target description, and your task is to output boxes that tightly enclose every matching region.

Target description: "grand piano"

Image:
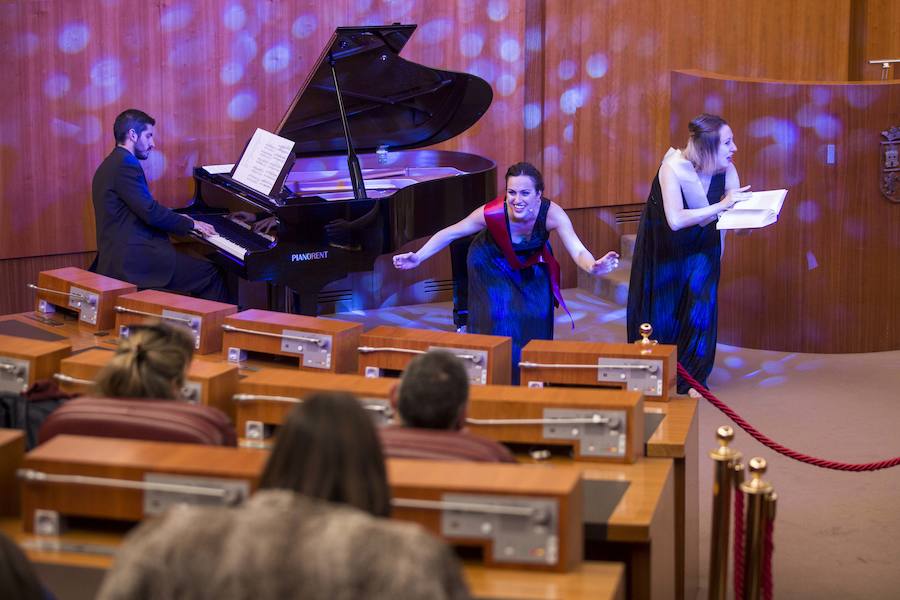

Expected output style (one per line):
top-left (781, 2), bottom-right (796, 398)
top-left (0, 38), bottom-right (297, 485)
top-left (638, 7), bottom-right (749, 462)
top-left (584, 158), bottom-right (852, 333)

top-left (181, 24), bottom-right (496, 316)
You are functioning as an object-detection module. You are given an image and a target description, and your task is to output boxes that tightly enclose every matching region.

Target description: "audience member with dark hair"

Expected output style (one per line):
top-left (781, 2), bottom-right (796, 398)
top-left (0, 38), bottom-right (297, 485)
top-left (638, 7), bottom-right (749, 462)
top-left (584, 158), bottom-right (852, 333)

top-left (97, 392), bottom-right (470, 600)
top-left (94, 321), bottom-right (194, 400)
top-left (381, 350), bottom-right (516, 463)
top-left (259, 391), bottom-right (391, 516)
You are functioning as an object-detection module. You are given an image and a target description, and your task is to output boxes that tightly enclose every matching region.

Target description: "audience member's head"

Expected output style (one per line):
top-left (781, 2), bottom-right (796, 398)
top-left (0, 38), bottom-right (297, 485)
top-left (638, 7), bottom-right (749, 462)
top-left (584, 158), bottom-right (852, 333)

top-left (0, 532), bottom-right (46, 600)
top-left (95, 321), bottom-right (194, 400)
top-left (260, 391), bottom-right (391, 517)
top-left (396, 350), bottom-right (469, 430)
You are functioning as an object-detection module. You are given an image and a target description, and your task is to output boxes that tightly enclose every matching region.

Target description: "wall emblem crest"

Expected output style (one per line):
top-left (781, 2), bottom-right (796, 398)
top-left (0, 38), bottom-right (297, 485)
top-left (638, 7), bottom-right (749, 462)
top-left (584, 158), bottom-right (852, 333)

top-left (882, 126), bottom-right (900, 203)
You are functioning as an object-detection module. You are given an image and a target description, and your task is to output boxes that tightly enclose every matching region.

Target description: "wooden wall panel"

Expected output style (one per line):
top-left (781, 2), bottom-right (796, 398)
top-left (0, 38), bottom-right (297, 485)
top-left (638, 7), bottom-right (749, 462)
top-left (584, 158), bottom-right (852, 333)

top-left (0, 1), bottom-right (523, 261)
top-left (671, 71), bottom-right (900, 353)
top-left (849, 0), bottom-right (900, 80)
top-left (0, 253), bottom-right (95, 316)
top-left (539, 0), bottom-right (851, 210)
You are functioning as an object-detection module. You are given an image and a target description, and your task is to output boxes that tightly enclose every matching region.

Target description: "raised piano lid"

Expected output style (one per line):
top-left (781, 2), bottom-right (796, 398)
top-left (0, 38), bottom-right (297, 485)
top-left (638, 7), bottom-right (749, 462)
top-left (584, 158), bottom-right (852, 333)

top-left (276, 24), bottom-right (493, 157)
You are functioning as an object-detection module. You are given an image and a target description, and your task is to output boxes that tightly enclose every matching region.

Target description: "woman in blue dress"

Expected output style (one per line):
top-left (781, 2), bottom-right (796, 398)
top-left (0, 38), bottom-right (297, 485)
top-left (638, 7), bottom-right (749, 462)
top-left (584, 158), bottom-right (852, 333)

top-left (393, 163), bottom-right (619, 382)
top-left (626, 114), bottom-right (751, 396)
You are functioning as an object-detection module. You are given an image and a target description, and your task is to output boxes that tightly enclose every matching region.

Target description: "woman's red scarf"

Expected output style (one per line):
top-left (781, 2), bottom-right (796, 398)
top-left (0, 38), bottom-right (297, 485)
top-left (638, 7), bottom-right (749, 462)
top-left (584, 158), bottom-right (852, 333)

top-left (482, 196), bottom-right (573, 327)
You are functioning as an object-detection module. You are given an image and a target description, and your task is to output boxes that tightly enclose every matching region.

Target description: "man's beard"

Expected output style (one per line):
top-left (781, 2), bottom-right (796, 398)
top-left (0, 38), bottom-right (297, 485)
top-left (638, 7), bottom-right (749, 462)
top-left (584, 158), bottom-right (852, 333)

top-left (135, 148), bottom-right (149, 160)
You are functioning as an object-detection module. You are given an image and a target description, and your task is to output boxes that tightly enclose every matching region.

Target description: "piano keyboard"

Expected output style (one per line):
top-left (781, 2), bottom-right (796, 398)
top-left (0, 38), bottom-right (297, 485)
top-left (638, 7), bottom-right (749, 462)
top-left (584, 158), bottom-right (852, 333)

top-left (189, 214), bottom-right (275, 261)
top-left (201, 234), bottom-right (247, 260)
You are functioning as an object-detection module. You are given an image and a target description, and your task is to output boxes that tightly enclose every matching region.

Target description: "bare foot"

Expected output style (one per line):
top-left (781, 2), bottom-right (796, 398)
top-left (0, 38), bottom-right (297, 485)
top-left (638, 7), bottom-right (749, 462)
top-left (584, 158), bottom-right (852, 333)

top-left (687, 388), bottom-right (702, 399)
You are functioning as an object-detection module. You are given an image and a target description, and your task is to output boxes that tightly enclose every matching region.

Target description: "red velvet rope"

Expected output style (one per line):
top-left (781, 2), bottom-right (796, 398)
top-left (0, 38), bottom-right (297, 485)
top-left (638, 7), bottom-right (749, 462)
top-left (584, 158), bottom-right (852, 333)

top-left (762, 516), bottom-right (775, 600)
top-left (733, 487), bottom-right (745, 600)
top-left (677, 363), bottom-right (900, 471)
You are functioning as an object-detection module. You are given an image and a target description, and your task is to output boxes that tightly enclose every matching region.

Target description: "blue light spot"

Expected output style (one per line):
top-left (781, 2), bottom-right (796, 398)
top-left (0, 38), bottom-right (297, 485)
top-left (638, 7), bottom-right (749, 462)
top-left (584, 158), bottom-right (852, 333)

top-left (220, 62), bottom-right (244, 85)
top-left (543, 145), bottom-right (561, 167)
top-left (599, 95), bottom-right (619, 118)
top-left (262, 45), bottom-right (291, 72)
top-left (585, 53), bottom-right (608, 78)
top-left (17, 33), bottom-right (40, 57)
top-left (487, 0), bottom-right (509, 21)
top-left (144, 151), bottom-right (166, 182)
top-left (560, 87), bottom-right (587, 115)
top-left (43, 74), bottom-right (71, 99)
top-left (795, 200), bottom-right (819, 223)
top-left (467, 59), bottom-right (497, 83)
top-left (496, 74), bottom-right (517, 97)
top-left (354, 0), bottom-right (373, 11)
top-left (419, 19), bottom-right (453, 43)
top-left (563, 123), bottom-right (574, 143)
top-left (761, 360), bottom-right (785, 374)
top-left (810, 86), bottom-right (830, 106)
top-left (460, 33), bottom-right (484, 57)
top-left (79, 80), bottom-right (124, 109)
top-left (846, 87), bottom-right (875, 109)
top-left (723, 356), bottom-right (744, 369)
top-left (703, 94), bottom-right (724, 115)
top-left (228, 92), bottom-right (258, 121)
top-left (232, 33), bottom-right (258, 64)
top-left (58, 23), bottom-right (90, 54)
top-left (523, 103), bottom-right (542, 130)
top-left (77, 115), bottom-right (103, 145)
top-left (806, 251), bottom-right (818, 270)
top-left (758, 376), bottom-right (787, 389)
top-left (557, 59), bottom-right (577, 81)
top-left (813, 114), bottom-right (839, 139)
top-left (499, 38), bottom-right (521, 62)
top-left (748, 117), bottom-right (797, 147)
top-left (525, 26), bottom-right (543, 52)
top-left (50, 118), bottom-right (80, 138)
top-left (292, 14), bottom-right (317, 39)
top-left (160, 4), bottom-right (193, 31)
top-left (223, 5), bottom-right (247, 31)
top-left (90, 59), bottom-right (121, 87)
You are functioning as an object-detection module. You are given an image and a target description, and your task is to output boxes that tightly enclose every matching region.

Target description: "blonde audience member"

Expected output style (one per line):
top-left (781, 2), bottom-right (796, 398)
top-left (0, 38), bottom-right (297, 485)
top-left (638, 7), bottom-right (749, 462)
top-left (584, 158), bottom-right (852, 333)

top-left (94, 321), bottom-right (194, 400)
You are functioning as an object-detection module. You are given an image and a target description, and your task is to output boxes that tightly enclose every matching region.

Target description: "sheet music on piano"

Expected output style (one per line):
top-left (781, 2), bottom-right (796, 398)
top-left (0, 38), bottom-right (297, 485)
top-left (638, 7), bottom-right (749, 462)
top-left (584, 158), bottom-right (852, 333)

top-left (231, 129), bottom-right (296, 196)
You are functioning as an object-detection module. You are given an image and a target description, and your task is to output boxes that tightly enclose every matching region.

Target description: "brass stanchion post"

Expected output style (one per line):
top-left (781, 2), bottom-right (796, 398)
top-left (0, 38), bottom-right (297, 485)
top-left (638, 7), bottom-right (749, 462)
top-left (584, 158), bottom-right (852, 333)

top-left (708, 426), bottom-right (742, 600)
top-left (741, 457), bottom-right (775, 600)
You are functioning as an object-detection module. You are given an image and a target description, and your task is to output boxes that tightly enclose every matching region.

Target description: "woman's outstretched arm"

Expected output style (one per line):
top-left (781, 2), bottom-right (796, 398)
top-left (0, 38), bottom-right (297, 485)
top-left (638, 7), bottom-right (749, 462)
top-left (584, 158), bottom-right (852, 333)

top-left (393, 206), bottom-right (487, 270)
top-left (546, 202), bottom-right (619, 275)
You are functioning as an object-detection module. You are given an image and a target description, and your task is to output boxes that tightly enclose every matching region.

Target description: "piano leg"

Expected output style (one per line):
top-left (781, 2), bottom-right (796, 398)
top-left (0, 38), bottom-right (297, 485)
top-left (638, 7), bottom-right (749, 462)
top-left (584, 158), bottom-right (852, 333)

top-left (278, 273), bottom-right (347, 316)
top-left (450, 235), bottom-right (474, 329)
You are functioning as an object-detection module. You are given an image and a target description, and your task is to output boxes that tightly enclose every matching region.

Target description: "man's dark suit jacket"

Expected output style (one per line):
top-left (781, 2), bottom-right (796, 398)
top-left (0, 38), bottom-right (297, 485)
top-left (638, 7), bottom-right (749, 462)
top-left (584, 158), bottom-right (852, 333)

top-left (92, 146), bottom-right (194, 288)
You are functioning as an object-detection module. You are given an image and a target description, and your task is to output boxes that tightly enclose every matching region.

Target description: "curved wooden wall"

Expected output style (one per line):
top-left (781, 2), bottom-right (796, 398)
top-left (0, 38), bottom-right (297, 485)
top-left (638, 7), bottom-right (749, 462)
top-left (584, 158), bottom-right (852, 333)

top-left (670, 70), bottom-right (900, 353)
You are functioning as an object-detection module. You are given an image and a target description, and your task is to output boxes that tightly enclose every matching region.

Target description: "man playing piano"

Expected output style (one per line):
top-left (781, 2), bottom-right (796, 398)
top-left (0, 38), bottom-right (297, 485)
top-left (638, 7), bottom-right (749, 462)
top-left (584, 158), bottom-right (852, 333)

top-left (91, 109), bottom-right (231, 302)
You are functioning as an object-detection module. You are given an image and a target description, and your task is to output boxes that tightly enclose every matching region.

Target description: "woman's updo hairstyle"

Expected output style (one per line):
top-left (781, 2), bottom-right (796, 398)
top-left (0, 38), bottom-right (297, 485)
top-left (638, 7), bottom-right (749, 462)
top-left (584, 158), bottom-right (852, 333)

top-left (683, 113), bottom-right (728, 174)
top-left (94, 321), bottom-right (195, 400)
top-left (505, 162), bottom-right (545, 193)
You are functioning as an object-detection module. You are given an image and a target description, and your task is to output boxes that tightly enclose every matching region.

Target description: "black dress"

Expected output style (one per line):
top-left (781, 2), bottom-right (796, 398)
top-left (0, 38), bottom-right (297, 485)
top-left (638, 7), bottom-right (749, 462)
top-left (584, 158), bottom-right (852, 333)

top-left (626, 170), bottom-right (726, 394)
top-left (467, 199), bottom-right (553, 383)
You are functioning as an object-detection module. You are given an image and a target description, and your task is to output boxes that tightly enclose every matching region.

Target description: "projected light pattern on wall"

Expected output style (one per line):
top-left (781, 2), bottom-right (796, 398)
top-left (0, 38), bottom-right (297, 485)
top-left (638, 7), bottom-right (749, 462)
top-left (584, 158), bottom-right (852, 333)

top-left (0, 0), bottom-right (524, 259)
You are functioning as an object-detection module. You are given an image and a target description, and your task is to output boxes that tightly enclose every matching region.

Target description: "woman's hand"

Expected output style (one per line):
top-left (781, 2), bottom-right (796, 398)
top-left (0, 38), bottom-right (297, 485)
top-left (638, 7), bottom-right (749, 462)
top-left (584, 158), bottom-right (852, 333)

top-left (720, 185), bottom-right (752, 211)
top-left (392, 252), bottom-right (421, 270)
top-left (590, 251), bottom-right (619, 276)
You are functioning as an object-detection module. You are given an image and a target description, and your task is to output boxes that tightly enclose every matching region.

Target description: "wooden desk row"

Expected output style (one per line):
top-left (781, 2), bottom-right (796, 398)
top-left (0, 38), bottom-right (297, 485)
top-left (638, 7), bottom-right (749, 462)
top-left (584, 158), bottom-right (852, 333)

top-left (24, 268), bottom-right (679, 398)
top-left (0, 431), bottom-right (636, 599)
